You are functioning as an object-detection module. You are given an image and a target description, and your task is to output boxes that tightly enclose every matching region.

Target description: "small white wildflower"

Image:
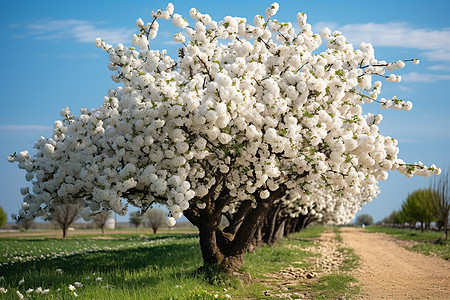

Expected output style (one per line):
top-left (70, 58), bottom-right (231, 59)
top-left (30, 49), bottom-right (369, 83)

top-left (95, 277), bottom-right (102, 281)
top-left (0, 287), bottom-right (7, 293)
top-left (26, 288), bottom-right (34, 293)
top-left (41, 289), bottom-right (50, 294)
top-left (18, 278), bottom-right (25, 285)
top-left (74, 282), bottom-right (83, 287)
top-left (86, 276), bottom-right (91, 280)
top-left (56, 268), bottom-right (63, 274)
top-left (74, 292), bottom-right (78, 297)
top-left (16, 291), bottom-right (24, 299)
top-left (35, 287), bottom-right (42, 293)
top-left (68, 284), bottom-right (76, 291)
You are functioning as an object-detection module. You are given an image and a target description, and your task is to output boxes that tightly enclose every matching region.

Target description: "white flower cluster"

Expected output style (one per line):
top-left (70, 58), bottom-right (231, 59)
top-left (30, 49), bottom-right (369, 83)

top-left (380, 96), bottom-right (413, 111)
top-left (10, 3), bottom-right (439, 225)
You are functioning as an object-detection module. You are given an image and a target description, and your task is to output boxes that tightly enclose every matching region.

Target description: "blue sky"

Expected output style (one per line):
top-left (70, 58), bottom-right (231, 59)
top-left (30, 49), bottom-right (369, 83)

top-left (1, 0), bottom-right (449, 223)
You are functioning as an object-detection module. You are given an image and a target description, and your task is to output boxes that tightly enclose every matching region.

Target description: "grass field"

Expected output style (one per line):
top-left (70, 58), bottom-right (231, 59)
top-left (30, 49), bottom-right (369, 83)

top-left (365, 226), bottom-right (450, 260)
top-left (0, 226), bottom-right (358, 299)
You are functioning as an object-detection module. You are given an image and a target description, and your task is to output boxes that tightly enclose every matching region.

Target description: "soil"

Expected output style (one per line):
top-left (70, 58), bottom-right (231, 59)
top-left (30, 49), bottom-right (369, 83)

top-left (341, 227), bottom-right (450, 300)
top-left (258, 230), bottom-right (347, 299)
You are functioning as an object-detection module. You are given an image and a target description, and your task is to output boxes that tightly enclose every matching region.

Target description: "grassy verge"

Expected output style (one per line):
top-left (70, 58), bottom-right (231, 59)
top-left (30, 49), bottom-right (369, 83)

top-left (243, 225), bottom-right (327, 277)
top-left (308, 227), bottom-right (360, 299)
top-left (311, 274), bottom-right (359, 300)
top-left (365, 225), bottom-right (449, 260)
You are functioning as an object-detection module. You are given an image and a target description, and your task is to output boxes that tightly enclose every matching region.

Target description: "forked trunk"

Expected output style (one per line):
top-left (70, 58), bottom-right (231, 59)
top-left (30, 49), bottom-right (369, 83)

top-left (186, 189), bottom-right (285, 274)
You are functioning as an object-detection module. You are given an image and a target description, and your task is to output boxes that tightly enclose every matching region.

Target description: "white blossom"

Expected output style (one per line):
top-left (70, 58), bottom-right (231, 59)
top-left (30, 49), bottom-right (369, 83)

top-left (10, 2), bottom-right (438, 233)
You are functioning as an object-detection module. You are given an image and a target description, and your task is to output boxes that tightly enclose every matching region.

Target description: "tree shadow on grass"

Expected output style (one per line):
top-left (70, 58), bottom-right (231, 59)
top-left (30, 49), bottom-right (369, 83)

top-left (0, 234), bottom-right (203, 289)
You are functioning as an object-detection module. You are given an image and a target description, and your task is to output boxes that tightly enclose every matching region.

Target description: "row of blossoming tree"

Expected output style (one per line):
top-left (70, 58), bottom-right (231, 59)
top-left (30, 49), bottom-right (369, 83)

top-left (9, 3), bottom-right (440, 272)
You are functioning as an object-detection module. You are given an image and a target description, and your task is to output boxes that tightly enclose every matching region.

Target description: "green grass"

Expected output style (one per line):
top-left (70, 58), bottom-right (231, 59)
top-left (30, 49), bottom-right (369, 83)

top-left (0, 227), bottom-right (323, 300)
top-left (310, 274), bottom-right (360, 300)
top-left (242, 232), bottom-right (319, 277)
top-left (406, 242), bottom-right (450, 260)
top-left (333, 227), bottom-right (343, 242)
top-left (0, 225), bottom-right (354, 299)
top-left (0, 234), bottom-right (214, 299)
top-left (295, 225), bottom-right (327, 239)
top-left (0, 234), bottom-right (190, 264)
top-left (365, 226), bottom-right (446, 242)
top-left (365, 226), bottom-right (449, 260)
top-left (305, 227), bottom-right (361, 299)
top-left (338, 247), bottom-right (360, 272)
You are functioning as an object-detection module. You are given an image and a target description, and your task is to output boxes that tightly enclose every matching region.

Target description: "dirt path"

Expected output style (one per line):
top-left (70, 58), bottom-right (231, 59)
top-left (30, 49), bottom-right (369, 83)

top-left (341, 227), bottom-right (450, 300)
top-left (257, 230), bottom-right (351, 299)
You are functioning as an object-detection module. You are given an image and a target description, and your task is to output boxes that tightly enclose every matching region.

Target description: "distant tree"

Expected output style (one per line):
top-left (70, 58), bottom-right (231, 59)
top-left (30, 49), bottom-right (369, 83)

top-left (50, 202), bottom-right (83, 238)
top-left (129, 211), bottom-right (143, 230)
top-left (382, 210), bottom-right (399, 225)
top-left (144, 208), bottom-right (166, 234)
top-left (92, 210), bottom-right (112, 234)
top-left (429, 169), bottom-right (450, 240)
top-left (393, 210), bottom-right (408, 228)
top-left (402, 189), bottom-right (435, 232)
top-left (356, 214), bottom-right (373, 226)
top-left (18, 218), bottom-right (34, 231)
top-left (0, 206), bottom-right (6, 228)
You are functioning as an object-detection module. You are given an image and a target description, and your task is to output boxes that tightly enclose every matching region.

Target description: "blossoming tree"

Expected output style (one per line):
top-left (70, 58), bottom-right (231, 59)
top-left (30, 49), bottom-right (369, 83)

top-left (10, 3), bottom-right (440, 272)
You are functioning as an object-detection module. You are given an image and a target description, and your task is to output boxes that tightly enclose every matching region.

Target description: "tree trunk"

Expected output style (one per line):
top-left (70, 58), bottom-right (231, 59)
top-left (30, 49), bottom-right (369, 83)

top-left (284, 218), bottom-right (293, 236)
top-left (198, 222), bottom-right (224, 266)
top-left (248, 224), bottom-right (263, 252)
top-left (152, 227), bottom-right (157, 234)
top-left (185, 187), bottom-right (285, 274)
top-left (262, 204), bottom-right (281, 246)
top-left (101, 226), bottom-right (105, 235)
top-left (445, 222), bottom-right (448, 240)
top-left (270, 218), bottom-right (286, 245)
top-left (62, 225), bottom-right (67, 238)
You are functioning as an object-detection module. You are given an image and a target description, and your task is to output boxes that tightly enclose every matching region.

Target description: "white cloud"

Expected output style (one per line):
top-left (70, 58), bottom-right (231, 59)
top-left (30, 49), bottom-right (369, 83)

top-left (401, 72), bottom-right (450, 83)
top-left (427, 64), bottom-right (450, 71)
top-left (421, 49), bottom-right (450, 62)
top-left (15, 19), bottom-right (134, 44)
top-left (313, 22), bottom-right (450, 62)
top-left (163, 40), bottom-right (178, 45)
top-left (0, 125), bottom-right (52, 131)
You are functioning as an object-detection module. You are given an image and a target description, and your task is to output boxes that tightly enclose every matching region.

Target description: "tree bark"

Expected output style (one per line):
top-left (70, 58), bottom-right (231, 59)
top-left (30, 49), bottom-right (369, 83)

top-left (185, 185), bottom-right (287, 273)
top-left (62, 225), bottom-right (67, 238)
top-left (262, 204), bottom-right (281, 246)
